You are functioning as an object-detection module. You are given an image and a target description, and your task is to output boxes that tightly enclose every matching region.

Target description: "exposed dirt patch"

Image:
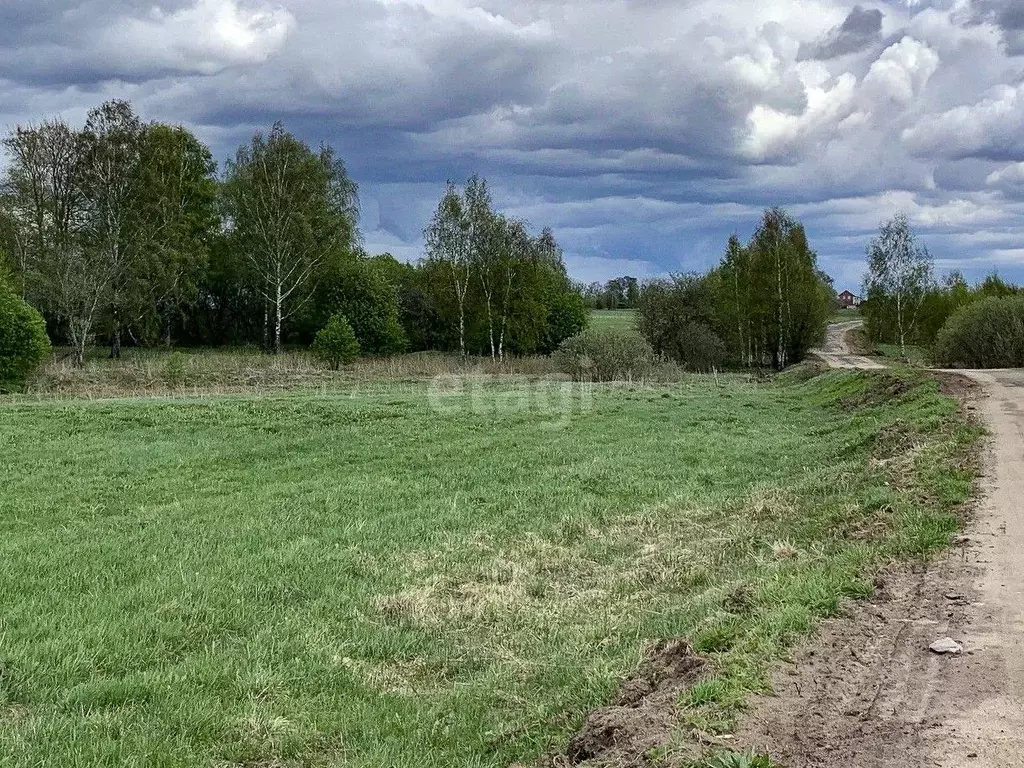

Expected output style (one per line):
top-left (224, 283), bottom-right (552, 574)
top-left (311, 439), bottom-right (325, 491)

top-left (535, 640), bottom-right (707, 767)
top-left (732, 553), bottom-right (988, 767)
top-left (932, 371), bottom-right (980, 401)
top-left (846, 327), bottom-right (874, 356)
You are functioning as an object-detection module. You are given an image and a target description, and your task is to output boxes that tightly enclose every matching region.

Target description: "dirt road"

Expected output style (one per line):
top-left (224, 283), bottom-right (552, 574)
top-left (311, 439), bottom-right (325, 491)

top-left (811, 320), bottom-right (886, 369)
top-left (932, 368), bottom-right (1024, 765)
top-left (738, 326), bottom-right (1024, 766)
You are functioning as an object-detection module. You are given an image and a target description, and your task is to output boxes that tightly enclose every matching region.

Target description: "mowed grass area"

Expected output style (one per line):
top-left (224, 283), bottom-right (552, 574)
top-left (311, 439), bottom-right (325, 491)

top-left (828, 307), bottom-right (861, 324)
top-left (588, 309), bottom-right (638, 332)
top-left (0, 370), bottom-right (975, 766)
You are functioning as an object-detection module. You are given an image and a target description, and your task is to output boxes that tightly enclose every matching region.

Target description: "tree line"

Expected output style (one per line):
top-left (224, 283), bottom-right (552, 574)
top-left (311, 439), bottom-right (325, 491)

top-left (580, 276), bottom-right (641, 310)
top-left (0, 100), bottom-right (585, 365)
top-left (862, 214), bottom-right (1022, 353)
top-left (631, 208), bottom-right (835, 371)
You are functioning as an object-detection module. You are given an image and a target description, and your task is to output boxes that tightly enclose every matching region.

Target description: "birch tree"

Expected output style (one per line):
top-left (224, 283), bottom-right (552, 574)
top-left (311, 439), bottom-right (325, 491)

top-left (495, 218), bottom-right (533, 361)
top-left (223, 124), bottom-right (358, 354)
top-left (866, 215), bottom-right (934, 356)
top-left (463, 176), bottom-right (500, 359)
top-left (709, 209), bottom-right (832, 369)
top-left (424, 183), bottom-right (471, 356)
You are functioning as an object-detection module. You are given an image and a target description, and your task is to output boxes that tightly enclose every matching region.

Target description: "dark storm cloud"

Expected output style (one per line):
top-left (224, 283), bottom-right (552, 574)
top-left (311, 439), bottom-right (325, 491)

top-left (2, 0), bottom-right (1024, 284)
top-left (965, 0), bottom-right (1024, 55)
top-left (798, 5), bottom-right (884, 60)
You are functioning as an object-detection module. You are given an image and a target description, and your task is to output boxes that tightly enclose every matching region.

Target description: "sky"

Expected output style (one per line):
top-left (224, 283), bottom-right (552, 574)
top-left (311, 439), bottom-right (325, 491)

top-left (1, 0), bottom-right (1023, 291)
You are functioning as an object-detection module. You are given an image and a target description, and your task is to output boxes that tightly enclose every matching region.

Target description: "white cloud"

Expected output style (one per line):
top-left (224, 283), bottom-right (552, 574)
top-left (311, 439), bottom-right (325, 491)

top-left (987, 162), bottom-right (1024, 186)
top-left (742, 71), bottom-right (857, 160)
top-left (860, 36), bottom-right (940, 107)
top-left (902, 82), bottom-right (1024, 158)
top-left (102, 0), bottom-right (295, 74)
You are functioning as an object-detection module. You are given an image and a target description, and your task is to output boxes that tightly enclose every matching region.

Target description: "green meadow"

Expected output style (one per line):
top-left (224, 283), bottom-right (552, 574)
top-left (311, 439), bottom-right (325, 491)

top-left (587, 309), bottom-right (638, 333)
top-left (0, 369), bottom-right (975, 766)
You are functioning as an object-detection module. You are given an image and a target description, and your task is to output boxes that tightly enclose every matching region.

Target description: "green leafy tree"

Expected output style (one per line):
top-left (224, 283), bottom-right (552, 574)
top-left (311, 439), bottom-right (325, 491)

top-left (423, 176), bottom-right (582, 358)
top-left (313, 313), bottom-right (361, 369)
top-left (79, 100), bottom-right (147, 359)
top-left (131, 123), bottom-right (218, 345)
top-left (307, 258), bottom-right (406, 355)
top-left (637, 274), bottom-right (721, 364)
top-left (0, 276), bottom-right (50, 389)
top-left (222, 123), bottom-right (359, 353)
top-left (2, 118), bottom-right (108, 367)
top-left (541, 279), bottom-right (589, 354)
top-left (425, 182), bottom-right (473, 356)
top-left (711, 210), bottom-right (832, 368)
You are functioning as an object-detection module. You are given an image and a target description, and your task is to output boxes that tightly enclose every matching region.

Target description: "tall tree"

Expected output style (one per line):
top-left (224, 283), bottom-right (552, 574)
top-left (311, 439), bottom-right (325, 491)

top-left (865, 214), bottom-right (934, 356)
top-left (79, 100), bottom-right (146, 359)
top-left (131, 124), bottom-right (218, 345)
top-left (709, 209), bottom-right (831, 369)
top-left (222, 124), bottom-right (359, 353)
top-left (464, 176), bottom-right (502, 359)
top-left (2, 119), bottom-right (111, 366)
top-left (424, 182), bottom-right (472, 356)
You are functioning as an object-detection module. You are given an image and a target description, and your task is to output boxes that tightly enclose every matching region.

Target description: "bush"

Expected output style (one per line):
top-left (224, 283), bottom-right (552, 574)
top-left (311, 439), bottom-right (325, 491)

top-left (541, 288), bottom-right (589, 354)
top-left (0, 281), bottom-right (50, 390)
top-left (554, 328), bottom-right (655, 381)
top-left (163, 352), bottom-right (188, 389)
top-left (313, 314), bottom-right (361, 369)
top-left (674, 321), bottom-right (728, 372)
top-left (932, 296), bottom-right (1024, 368)
top-left (310, 259), bottom-right (407, 356)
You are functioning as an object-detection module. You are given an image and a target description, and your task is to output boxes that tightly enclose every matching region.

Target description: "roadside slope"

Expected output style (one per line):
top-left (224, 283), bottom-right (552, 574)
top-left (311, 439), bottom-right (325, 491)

top-left (739, 327), bottom-right (1024, 767)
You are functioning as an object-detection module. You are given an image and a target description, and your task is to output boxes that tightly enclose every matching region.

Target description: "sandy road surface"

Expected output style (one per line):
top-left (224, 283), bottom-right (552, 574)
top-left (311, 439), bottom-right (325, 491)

top-left (811, 320), bottom-right (886, 369)
top-left (738, 325), bottom-right (1024, 766)
top-left (930, 368), bottom-right (1024, 766)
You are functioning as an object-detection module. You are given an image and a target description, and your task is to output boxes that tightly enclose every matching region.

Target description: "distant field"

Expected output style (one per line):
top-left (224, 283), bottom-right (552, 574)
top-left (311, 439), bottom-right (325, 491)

top-left (589, 309), bottom-right (638, 332)
top-left (829, 307), bottom-right (861, 324)
top-left (0, 371), bottom-right (975, 766)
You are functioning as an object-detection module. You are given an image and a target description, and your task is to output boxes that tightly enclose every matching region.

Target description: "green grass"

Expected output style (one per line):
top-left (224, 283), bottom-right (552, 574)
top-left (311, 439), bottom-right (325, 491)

top-left (874, 343), bottom-right (929, 366)
top-left (828, 307), bottom-right (861, 324)
top-left (0, 370), bottom-right (977, 766)
top-left (589, 309), bottom-right (638, 332)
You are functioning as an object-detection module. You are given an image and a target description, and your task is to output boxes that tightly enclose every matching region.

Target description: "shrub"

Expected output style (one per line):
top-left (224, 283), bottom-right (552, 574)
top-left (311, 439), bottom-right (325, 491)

top-left (309, 259), bottom-right (407, 355)
top-left (554, 328), bottom-right (655, 381)
top-left (932, 296), bottom-right (1024, 368)
top-left (313, 314), bottom-right (361, 369)
top-left (637, 274), bottom-right (715, 359)
top-left (163, 352), bottom-right (188, 389)
top-left (673, 321), bottom-right (727, 372)
top-left (0, 281), bottom-right (50, 390)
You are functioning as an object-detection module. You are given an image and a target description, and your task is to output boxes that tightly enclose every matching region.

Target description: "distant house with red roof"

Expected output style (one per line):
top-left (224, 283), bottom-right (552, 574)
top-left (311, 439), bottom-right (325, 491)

top-left (838, 290), bottom-right (862, 308)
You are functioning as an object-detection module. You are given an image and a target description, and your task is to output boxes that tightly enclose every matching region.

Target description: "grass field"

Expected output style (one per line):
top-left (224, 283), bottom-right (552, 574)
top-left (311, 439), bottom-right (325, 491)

top-left (828, 307), bottom-right (861, 324)
top-left (0, 369), bottom-right (975, 766)
top-left (874, 343), bottom-right (930, 366)
top-left (589, 309), bottom-right (638, 332)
